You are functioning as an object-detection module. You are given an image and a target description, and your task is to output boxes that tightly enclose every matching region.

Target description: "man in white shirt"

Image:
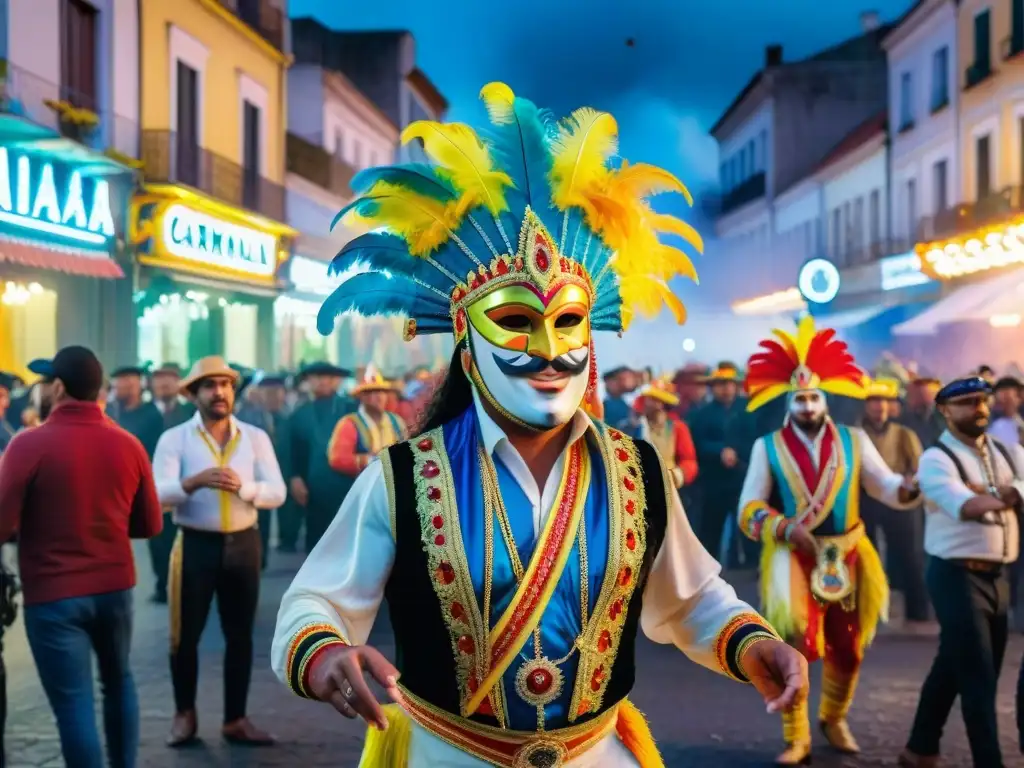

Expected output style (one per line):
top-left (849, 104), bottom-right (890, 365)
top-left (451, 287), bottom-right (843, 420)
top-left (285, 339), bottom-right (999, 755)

top-left (901, 377), bottom-right (1024, 768)
top-left (152, 356), bottom-right (286, 748)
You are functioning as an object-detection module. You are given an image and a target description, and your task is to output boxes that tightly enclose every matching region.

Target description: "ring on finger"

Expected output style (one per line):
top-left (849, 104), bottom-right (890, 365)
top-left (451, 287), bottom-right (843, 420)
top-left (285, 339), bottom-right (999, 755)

top-left (343, 684), bottom-right (355, 699)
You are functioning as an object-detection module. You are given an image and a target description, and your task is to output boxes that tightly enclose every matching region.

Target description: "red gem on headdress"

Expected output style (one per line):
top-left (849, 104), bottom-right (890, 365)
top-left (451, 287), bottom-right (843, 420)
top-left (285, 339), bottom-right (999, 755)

top-left (470, 273), bottom-right (483, 289)
top-left (535, 246), bottom-right (550, 272)
top-left (455, 309), bottom-right (467, 335)
top-left (495, 259), bottom-right (509, 275)
top-left (559, 257), bottom-right (569, 271)
top-left (451, 286), bottom-right (465, 302)
top-left (526, 667), bottom-right (553, 695)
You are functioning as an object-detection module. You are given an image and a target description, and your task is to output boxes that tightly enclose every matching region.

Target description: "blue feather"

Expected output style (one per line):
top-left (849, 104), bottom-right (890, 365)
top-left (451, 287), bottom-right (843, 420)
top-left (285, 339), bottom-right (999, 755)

top-left (316, 272), bottom-right (450, 336)
top-left (483, 96), bottom-right (555, 210)
top-left (330, 233), bottom-right (454, 295)
top-left (350, 163), bottom-right (458, 200)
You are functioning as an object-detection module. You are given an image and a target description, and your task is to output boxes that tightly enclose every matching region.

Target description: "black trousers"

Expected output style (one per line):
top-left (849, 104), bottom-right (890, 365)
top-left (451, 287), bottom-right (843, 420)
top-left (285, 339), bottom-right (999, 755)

top-left (169, 526), bottom-right (261, 723)
top-left (862, 500), bottom-right (929, 621)
top-left (148, 512), bottom-right (177, 598)
top-left (257, 510), bottom-right (270, 571)
top-left (907, 556), bottom-right (1009, 767)
top-left (276, 500), bottom-right (302, 551)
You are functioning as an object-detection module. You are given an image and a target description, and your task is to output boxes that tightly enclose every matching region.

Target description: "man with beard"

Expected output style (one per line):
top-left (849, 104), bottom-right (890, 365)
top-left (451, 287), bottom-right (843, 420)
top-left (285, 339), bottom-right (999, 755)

top-left (287, 362), bottom-right (356, 551)
top-left (327, 366), bottom-right (407, 478)
top-left (738, 317), bottom-right (920, 765)
top-left (900, 377), bottom-right (1024, 768)
top-left (152, 356), bottom-right (286, 747)
top-left (860, 378), bottom-right (930, 634)
top-left (900, 376), bottom-right (946, 448)
top-left (270, 82), bottom-right (807, 767)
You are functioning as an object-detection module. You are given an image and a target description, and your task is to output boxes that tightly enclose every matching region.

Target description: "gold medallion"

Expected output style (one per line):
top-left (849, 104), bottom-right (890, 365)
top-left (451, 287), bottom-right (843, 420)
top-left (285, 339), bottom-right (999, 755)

top-left (810, 542), bottom-right (854, 603)
top-left (513, 739), bottom-right (568, 768)
top-left (514, 657), bottom-right (565, 708)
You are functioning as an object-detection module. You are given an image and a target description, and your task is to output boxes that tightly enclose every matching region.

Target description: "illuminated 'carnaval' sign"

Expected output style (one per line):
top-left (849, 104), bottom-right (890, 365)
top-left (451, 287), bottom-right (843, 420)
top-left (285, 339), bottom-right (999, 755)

top-left (161, 204), bottom-right (277, 278)
top-left (0, 147), bottom-right (115, 247)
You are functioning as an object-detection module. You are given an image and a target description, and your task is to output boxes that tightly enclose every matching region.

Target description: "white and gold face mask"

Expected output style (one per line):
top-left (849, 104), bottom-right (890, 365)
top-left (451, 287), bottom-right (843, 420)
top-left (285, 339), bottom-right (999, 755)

top-left (464, 282), bottom-right (592, 430)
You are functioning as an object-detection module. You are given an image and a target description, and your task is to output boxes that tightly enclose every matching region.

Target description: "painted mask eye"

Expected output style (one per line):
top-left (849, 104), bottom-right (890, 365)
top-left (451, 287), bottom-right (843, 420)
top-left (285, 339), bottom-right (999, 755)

top-left (555, 313), bottom-right (584, 329)
top-left (495, 314), bottom-right (532, 332)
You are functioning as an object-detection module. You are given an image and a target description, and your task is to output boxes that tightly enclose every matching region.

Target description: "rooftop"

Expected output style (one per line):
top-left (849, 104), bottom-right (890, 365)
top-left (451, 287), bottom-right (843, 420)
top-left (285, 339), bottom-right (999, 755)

top-left (816, 110), bottom-right (887, 171)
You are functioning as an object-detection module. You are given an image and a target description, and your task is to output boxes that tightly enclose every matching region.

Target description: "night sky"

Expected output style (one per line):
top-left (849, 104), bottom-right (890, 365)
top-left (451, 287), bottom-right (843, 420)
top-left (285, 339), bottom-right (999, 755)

top-left (291, 0), bottom-right (914, 366)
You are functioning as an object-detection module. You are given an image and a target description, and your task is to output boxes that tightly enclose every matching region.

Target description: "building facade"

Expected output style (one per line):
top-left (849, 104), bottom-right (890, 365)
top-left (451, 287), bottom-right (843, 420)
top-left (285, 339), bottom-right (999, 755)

top-left (132, 0), bottom-right (295, 372)
top-left (712, 19), bottom-right (891, 304)
top-left (0, 0), bottom-right (140, 380)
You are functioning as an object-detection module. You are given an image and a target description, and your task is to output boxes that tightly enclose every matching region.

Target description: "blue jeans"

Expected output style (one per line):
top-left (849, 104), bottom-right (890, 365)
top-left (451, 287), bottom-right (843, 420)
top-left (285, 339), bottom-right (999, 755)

top-left (24, 589), bottom-right (138, 768)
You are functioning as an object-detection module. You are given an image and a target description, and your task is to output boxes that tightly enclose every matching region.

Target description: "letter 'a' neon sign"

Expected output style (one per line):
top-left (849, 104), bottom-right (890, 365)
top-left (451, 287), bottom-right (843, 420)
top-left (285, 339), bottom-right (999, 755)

top-left (0, 147), bottom-right (116, 247)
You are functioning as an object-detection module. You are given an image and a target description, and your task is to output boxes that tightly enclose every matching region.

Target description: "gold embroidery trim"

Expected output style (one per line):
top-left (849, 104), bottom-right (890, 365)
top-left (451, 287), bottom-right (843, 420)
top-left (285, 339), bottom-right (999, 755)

top-left (568, 426), bottom-right (647, 722)
top-left (770, 423), bottom-right (847, 532)
top-left (412, 428), bottom-right (491, 718)
top-left (379, 447), bottom-right (398, 540)
top-left (713, 612), bottom-right (777, 682)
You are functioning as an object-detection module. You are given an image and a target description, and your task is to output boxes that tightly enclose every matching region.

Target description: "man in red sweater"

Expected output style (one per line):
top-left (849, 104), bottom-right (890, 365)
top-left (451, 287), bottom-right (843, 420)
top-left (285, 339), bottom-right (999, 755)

top-left (0, 345), bottom-right (163, 768)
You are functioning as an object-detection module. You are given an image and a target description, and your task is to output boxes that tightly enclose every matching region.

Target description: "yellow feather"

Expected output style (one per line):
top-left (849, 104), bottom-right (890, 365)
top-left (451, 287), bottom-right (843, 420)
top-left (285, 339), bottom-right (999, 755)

top-left (746, 383), bottom-right (792, 413)
top-left (771, 328), bottom-right (799, 362)
top-left (821, 378), bottom-right (868, 400)
top-left (479, 82), bottom-right (515, 124)
top-left (343, 181), bottom-right (460, 257)
top-left (400, 121), bottom-right (513, 216)
top-left (549, 107), bottom-right (618, 212)
top-left (795, 315), bottom-right (817, 362)
top-left (611, 161), bottom-right (693, 206)
top-left (648, 212), bottom-right (704, 254)
top-left (618, 275), bottom-right (687, 328)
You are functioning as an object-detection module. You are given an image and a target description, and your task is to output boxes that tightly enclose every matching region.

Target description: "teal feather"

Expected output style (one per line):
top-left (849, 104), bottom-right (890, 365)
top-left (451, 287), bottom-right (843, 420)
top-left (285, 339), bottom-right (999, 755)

top-left (482, 97), bottom-right (555, 210)
top-left (349, 164), bottom-right (458, 201)
top-left (317, 271), bottom-right (450, 336)
top-left (330, 232), bottom-right (452, 294)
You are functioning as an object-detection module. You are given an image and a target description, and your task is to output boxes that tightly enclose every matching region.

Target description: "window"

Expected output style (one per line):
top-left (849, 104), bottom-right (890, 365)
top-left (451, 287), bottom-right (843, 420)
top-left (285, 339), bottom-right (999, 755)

top-left (931, 47), bottom-right (949, 111)
top-left (334, 129), bottom-right (344, 158)
top-left (61, 0), bottom-right (98, 112)
top-left (977, 133), bottom-right (992, 197)
top-left (974, 10), bottom-right (992, 74)
top-left (1014, 0), bottom-right (1024, 54)
top-left (899, 72), bottom-right (914, 130)
top-left (759, 130), bottom-right (767, 173)
top-left (869, 189), bottom-right (881, 249)
top-left (842, 201), bottom-right (852, 263)
top-left (933, 159), bottom-right (948, 213)
top-left (747, 139), bottom-right (756, 173)
top-left (176, 61), bottom-right (200, 186)
top-left (906, 179), bottom-right (917, 239)
top-left (352, 138), bottom-right (362, 169)
top-left (831, 209), bottom-right (841, 259)
top-left (853, 197), bottom-right (864, 257)
top-left (242, 100), bottom-right (260, 209)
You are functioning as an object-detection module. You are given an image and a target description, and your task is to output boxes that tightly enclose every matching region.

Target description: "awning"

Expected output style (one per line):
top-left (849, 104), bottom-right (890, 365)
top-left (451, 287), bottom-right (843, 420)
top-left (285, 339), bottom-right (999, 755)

top-left (892, 271), bottom-right (1015, 335)
top-left (0, 234), bottom-right (123, 278)
top-left (814, 304), bottom-right (888, 329)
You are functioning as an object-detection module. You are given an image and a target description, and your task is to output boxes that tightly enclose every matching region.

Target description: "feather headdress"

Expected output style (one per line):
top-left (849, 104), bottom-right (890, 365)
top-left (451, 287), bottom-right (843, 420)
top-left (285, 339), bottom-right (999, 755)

top-left (744, 315), bottom-right (867, 412)
top-left (317, 82), bottom-right (703, 343)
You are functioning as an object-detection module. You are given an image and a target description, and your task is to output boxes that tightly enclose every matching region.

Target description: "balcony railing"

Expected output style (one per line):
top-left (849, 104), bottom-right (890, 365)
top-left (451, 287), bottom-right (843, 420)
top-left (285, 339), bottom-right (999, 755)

top-left (141, 129), bottom-right (285, 221)
top-left (964, 61), bottom-right (993, 89)
top-left (217, 0), bottom-right (285, 52)
top-left (832, 238), bottom-right (912, 267)
top-left (0, 59), bottom-right (139, 161)
top-left (916, 186), bottom-right (1024, 242)
top-left (720, 172), bottom-right (766, 216)
top-left (286, 133), bottom-right (356, 199)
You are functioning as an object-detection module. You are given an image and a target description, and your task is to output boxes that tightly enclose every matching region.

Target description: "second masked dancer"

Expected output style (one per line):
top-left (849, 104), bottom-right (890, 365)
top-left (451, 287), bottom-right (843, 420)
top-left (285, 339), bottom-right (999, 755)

top-left (737, 317), bottom-right (920, 765)
top-left (271, 82), bottom-right (809, 767)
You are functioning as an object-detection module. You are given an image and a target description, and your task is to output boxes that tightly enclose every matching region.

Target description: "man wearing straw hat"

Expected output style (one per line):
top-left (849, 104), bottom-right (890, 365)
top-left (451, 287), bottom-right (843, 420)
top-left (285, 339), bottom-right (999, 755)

top-left (634, 376), bottom-right (698, 491)
top-left (152, 356), bottom-right (286, 747)
top-left (327, 366), bottom-right (408, 477)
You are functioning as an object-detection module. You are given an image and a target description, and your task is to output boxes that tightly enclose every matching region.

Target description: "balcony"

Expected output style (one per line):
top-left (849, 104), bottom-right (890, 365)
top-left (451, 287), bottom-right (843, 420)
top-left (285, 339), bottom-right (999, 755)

top-left (1002, 33), bottom-right (1024, 60)
top-left (964, 61), bottom-right (993, 90)
top-left (719, 172), bottom-right (766, 216)
top-left (917, 187), bottom-right (1024, 242)
top-left (286, 133), bottom-right (356, 199)
top-left (0, 59), bottom-right (138, 163)
top-left (835, 239), bottom-right (912, 267)
top-left (141, 129), bottom-right (285, 221)
top-left (217, 0), bottom-right (286, 52)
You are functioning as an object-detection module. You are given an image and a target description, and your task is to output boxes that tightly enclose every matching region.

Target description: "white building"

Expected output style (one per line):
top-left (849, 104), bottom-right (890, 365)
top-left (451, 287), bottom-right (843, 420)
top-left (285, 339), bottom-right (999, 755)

top-left (882, 0), bottom-right (959, 244)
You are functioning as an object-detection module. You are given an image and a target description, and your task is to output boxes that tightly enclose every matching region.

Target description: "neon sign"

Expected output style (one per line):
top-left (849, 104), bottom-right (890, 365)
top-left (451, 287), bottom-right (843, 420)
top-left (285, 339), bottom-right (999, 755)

top-left (880, 252), bottom-right (932, 290)
top-left (0, 147), bottom-right (115, 247)
top-left (161, 204), bottom-right (277, 278)
top-left (798, 258), bottom-right (841, 304)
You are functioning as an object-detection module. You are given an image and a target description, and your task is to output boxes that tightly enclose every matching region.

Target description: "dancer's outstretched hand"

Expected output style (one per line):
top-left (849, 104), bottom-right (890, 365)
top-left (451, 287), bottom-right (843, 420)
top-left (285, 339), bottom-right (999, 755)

top-left (307, 644), bottom-right (400, 730)
top-left (741, 639), bottom-right (808, 714)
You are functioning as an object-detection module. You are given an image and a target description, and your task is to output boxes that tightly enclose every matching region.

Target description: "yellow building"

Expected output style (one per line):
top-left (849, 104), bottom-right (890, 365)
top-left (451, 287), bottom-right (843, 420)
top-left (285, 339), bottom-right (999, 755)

top-left (132, 0), bottom-right (296, 371)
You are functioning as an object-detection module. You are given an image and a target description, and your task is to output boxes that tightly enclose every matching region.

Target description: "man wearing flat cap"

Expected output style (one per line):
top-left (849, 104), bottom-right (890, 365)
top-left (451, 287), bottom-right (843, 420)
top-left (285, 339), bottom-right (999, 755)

top-left (108, 366), bottom-right (164, 460)
top-left (287, 362), bottom-right (357, 551)
top-left (902, 377), bottom-right (1024, 768)
top-left (152, 356), bottom-right (286, 747)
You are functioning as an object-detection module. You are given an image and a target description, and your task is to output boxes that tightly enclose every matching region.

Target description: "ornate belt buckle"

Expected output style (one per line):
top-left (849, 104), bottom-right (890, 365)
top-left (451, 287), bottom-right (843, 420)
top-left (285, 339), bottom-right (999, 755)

top-left (513, 739), bottom-right (568, 768)
top-left (809, 541), bottom-right (854, 604)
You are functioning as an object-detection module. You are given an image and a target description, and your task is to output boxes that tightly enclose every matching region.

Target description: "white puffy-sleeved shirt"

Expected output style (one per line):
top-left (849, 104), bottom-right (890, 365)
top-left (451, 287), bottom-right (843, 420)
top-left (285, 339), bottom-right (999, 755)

top-left (739, 421), bottom-right (913, 518)
top-left (271, 400), bottom-right (767, 767)
top-left (152, 411), bottom-right (287, 533)
top-left (919, 431), bottom-right (1024, 563)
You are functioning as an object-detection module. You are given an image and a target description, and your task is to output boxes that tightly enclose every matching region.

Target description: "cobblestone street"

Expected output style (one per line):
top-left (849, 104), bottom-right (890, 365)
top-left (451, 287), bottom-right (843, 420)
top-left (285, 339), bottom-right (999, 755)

top-left (7, 545), bottom-right (1024, 766)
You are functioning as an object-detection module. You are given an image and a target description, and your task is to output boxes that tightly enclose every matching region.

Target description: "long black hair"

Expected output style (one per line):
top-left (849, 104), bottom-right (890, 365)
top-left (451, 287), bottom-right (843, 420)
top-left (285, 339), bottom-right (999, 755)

top-left (418, 343), bottom-right (474, 433)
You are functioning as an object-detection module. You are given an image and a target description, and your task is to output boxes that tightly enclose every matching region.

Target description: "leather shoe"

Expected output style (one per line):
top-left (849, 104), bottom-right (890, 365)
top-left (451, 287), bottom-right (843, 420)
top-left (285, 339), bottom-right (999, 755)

top-left (898, 749), bottom-right (939, 767)
top-left (222, 718), bottom-right (275, 746)
top-left (775, 741), bottom-right (812, 765)
top-left (167, 711), bottom-right (197, 747)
